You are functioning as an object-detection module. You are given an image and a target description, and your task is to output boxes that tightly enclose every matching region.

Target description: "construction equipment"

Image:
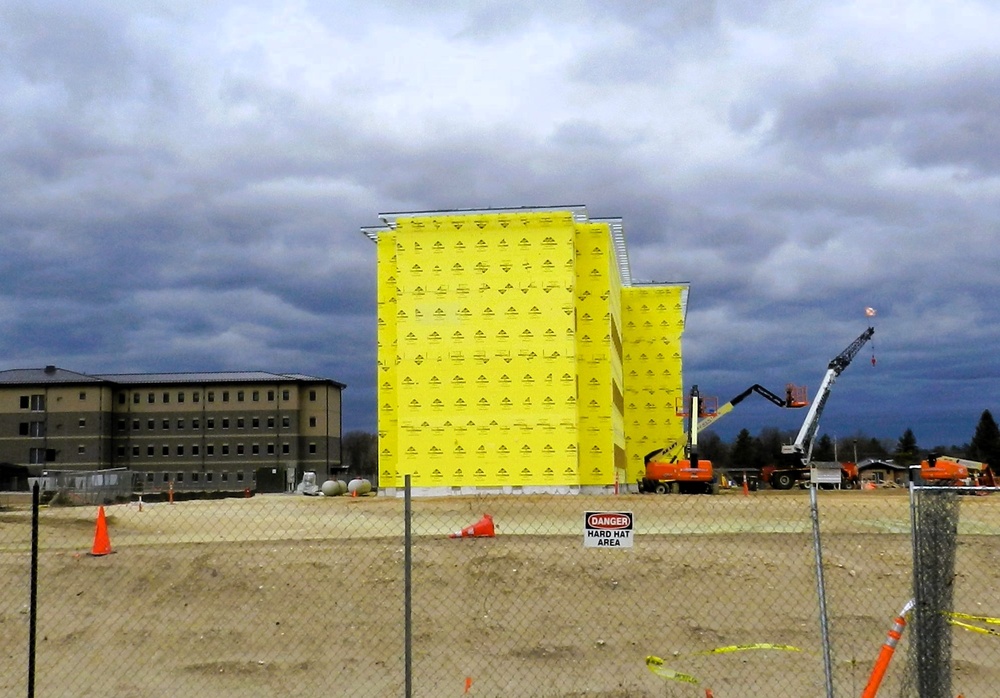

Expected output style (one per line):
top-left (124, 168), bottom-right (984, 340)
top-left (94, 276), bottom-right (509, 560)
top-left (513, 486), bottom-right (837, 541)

top-left (767, 327), bottom-right (875, 489)
top-left (919, 453), bottom-right (991, 485)
top-left (639, 385), bottom-right (717, 494)
top-left (641, 382), bottom-right (806, 494)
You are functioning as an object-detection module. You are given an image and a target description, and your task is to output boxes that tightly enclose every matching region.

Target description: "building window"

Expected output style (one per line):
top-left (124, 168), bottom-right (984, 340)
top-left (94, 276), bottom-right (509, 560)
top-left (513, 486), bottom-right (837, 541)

top-left (252, 391), bottom-right (260, 402)
top-left (282, 443), bottom-right (290, 455)
top-left (206, 445), bottom-right (215, 456)
top-left (117, 418), bottom-right (126, 430)
top-left (29, 448), bottom-right (46, 464)
top-left (162, 445), bottom-right (169, 456)
top-left (192, 445), bottom-right (200, 456)
top-left (205, 472), bottom-right (213, 482)
top-left (177, 445), bottom-right (185, 456)
top-left (222, 418), bottom-right (230, 429)
top-left (237, 391), bottom-right (244, 402)
top-left (22, 395), bottom-right (45, 411)
top-left (78, 445), bottom-right (86, 455)
top-left (118, 393), bottom-right (126, 405)
top-left (192, 418), bottom-right (200, 429)
top-left (237, 471), bottom-right (245, 482)
top-left (222, 391), bottom-right (230, 402)
top-left (252, 444), bottom-right (260, 455)
top-left (133, 393), bottom-right (140, 404)
top-left (267, 390), bottom-right (275, 402)
top-left (191, 472), bottom-right (199, 482)
top-left (236, 444), bottom-right (245, 456)
top-left (162, 392), bottom-right (170, 404)
top-left (145, 473), bottom-right (154, 483)
top-left (193, 392), bottom-right (200, 403)
top-left (176, 473), bottom-right (184, 482)
top-left (282, 389), bottom-right (290, 401)
top-left (221, 471), bottom-right (230, 482)
top-left (147, 419), bottom-right (155, 430)
top-left (148, 392), bottom-right (155, 404)
top-left (237, 417), bottom-right (245, 429)
top-left (79, 391), bottom-right (87, 401)
top-left (308, 443), bottom-right (317, 454)
top-left (162, 473), bottom-right (169, 483)
top-left (207, 391), bottom-right (215, 403)
top-left (282, 416), bottom-right (290, 428)
top-left (117, 445), bottom-right (126, 457)
top-left (178, 392), bottom-right (185, 403)
top-left (267, 417), bottom-right (275, 428)
top-left (252, 417), bottom-right (260, 429)
top-left (221, 444), bottom-right (230, 456)
top-left (132, 446), bottom-right (140, 457)
top-left (78, 418), bottom-right (86, 428)
top-left (147, 445), bottom-right (155, 456)
top-left (132, 419), bottom-right (140, 429)
top-left (267, 443), bottom-right (275, 455)
top-left (177, 419), bottom-right (185, 429)
top-left (162, 419), bottom-right (170, 430)
top-left (207, 418), bottom-right (215, 429)
top-left (20, 422), bottom-right (45, 437)
top-left (309, 417), bottom-right (317, 428)
top-left (309, 390), bottom-right (317, 401)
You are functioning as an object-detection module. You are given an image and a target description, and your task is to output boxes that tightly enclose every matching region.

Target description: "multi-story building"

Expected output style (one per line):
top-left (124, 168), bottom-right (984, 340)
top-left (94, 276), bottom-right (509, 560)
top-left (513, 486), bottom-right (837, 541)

top-left (363, 205), bottom-right (688, 495)
top-left (0, 366), bottom-right (346, 492)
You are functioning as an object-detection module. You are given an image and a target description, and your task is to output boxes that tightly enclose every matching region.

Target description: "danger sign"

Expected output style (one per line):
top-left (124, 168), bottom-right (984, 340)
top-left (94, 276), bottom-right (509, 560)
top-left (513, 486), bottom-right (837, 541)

top-left (584, 511), bottom-right (634, 548)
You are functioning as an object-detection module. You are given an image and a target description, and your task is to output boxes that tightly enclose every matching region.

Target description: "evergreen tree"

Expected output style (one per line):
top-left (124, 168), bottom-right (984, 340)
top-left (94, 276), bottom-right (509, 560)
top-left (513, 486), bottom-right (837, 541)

top-left (730, 428), bottom-right (756, 467)
top-left (813, 434), bottom-right (835, 461)
top-left (968, 410), bottom-right (1000, 470)
top-left (894, 428), bottom-right (919, 464)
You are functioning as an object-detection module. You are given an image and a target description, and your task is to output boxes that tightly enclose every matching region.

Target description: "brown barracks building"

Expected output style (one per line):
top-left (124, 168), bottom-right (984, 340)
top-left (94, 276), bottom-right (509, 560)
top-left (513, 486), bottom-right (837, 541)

top-left (0, 366), bottom-right (345, 493)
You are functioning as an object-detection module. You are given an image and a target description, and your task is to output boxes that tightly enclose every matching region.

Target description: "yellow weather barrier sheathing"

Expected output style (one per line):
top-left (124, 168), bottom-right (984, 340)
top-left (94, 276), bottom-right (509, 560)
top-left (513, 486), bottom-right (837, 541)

top-left (367, 207), bottom-right (687, 494)
top-left (621, 285), bottom-right (687, 486)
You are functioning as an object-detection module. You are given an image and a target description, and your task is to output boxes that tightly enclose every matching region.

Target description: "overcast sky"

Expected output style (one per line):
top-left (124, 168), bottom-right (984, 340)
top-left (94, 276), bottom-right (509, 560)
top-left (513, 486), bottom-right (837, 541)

top-left (2, 0), bottom-right (998, 450)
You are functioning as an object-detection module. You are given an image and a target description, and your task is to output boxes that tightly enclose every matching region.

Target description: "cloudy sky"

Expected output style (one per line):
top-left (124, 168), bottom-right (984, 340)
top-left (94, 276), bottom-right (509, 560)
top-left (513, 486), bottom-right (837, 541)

top-left (3, 0), bottom-right (998, 450)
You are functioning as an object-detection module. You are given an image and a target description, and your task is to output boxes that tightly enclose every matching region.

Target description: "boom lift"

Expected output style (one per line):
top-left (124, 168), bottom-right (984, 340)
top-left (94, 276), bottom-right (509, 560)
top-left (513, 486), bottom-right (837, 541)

top-left (639, 383), bottom-right (807, 494)
top-left (766, 327), bottom-right (875, 489)
top-left (919, 453), bottom-right (993, 486)
top-left (639, 385), bottom-right (717, 494)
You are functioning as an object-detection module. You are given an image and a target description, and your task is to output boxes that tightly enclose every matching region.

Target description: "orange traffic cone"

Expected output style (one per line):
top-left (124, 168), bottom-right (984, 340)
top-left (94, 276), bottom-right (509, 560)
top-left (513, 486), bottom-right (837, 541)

top-left (449, 514), bottom-right (495, 539)
top-left (89, 506), bottom-right (112, 556)
top-left (743, 474), bottom-right (750, 496)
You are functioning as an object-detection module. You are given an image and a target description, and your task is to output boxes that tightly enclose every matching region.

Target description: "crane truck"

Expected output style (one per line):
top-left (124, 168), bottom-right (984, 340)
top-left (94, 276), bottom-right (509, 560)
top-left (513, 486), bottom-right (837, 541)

top-left (765, 326), bottom-right (875, 490)
top-left (639, 383), bottom-right (806, 494)
top-left (919, 454), bottom-right (994, 486)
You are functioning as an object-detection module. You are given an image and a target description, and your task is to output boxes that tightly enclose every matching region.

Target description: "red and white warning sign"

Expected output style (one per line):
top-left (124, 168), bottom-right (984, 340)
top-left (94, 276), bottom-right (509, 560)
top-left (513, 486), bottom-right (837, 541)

top-left (584, 511), bottom-right (634, 548)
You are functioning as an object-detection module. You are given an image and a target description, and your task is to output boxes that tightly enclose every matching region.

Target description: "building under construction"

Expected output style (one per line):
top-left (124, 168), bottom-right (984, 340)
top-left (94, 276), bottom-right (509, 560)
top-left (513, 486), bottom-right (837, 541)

top-left (363, 206), bottom-right (688, 495)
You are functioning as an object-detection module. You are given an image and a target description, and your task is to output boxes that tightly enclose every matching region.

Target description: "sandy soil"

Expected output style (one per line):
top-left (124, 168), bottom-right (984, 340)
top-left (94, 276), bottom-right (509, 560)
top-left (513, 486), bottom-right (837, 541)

top-left (2, 490), bottom-right (1000, 697)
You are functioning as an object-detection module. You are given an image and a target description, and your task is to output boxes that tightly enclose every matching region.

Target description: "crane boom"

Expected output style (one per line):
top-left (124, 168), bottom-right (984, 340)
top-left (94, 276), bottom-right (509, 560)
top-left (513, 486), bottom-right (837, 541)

top-left (785, 327), bottom-right (875, 462)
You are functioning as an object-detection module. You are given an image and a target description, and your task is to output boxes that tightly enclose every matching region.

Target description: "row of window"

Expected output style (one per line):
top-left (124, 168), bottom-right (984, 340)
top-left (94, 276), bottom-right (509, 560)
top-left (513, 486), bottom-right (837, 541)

top-left (122, 388), bottom-right (317, 405)
top-left (143, 471), bottom-right (252, 485)
top-left (118, 415), bottom-right (305, 431)
top-left (117, 442), bottom-right (320, 457)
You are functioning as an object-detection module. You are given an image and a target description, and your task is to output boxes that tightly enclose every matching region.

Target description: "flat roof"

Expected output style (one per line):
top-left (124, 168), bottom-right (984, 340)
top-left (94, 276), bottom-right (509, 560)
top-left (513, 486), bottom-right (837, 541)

top-left (0, 368), bottom-right (346, 389)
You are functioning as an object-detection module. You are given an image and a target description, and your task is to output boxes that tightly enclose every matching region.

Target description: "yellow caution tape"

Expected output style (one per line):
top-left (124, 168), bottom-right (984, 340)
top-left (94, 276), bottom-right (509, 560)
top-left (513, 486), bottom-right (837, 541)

top-left (947, 619), bottom-right (1000, 638)
top-left (694, 643), bottom-right (802, 656)
top-left (946, 611), bottom-right (1000, 625)
top-left (645, 656), bottom-right (699, 685)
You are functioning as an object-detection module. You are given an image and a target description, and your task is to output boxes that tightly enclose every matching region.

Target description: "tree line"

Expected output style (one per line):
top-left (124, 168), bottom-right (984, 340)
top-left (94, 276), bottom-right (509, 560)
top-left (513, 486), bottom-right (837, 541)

top-left (700, 410), bottom-right (1000, 471)
top-left (341, 409), bottom-right (1000, 477)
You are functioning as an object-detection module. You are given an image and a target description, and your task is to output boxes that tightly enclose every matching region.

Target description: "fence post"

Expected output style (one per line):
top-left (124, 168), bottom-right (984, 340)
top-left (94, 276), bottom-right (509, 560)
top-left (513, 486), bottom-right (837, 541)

top-left (809, 483), bottom-right (834, 698)
top-left (28, 480), bottom-right (39, 698)
top-left (404, 474), bottom-right (412, 698)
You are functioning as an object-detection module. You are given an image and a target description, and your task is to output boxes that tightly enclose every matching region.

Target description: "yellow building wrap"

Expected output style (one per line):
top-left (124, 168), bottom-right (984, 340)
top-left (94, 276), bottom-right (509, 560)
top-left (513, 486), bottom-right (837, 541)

top-left (364, 207), bottom-right (687, 495)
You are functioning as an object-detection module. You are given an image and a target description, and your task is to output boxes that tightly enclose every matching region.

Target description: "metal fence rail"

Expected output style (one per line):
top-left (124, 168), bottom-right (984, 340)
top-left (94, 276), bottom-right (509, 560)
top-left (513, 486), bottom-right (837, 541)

top-left (2, 482), bottom-right (998, 696)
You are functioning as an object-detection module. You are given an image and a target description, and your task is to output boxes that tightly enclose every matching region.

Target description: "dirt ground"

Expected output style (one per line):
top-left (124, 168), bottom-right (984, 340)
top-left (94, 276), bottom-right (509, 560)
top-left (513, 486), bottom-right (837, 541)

top-left (2, 490), bottom-right (1000, 697)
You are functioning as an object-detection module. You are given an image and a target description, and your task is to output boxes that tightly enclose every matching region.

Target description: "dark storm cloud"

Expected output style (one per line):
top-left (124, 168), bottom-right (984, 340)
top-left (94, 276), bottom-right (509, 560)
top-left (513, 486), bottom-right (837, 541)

top-left (1, 0), bottom-right (998, 444)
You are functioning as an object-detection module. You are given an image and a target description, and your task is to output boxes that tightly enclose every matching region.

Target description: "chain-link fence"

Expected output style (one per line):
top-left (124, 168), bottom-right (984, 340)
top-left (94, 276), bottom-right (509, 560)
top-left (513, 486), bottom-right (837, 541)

top-left (2, 480), bottom-right (999, 696)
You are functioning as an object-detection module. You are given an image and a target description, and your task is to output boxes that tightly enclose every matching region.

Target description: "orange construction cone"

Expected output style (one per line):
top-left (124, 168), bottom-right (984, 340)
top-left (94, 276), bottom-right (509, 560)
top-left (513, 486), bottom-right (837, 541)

top-left (742, 474), bottom-right (750, 496)
top-left (449, 514), bottom-right (495, 539)
top-left (89, 506), bottom-right (112, 556)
